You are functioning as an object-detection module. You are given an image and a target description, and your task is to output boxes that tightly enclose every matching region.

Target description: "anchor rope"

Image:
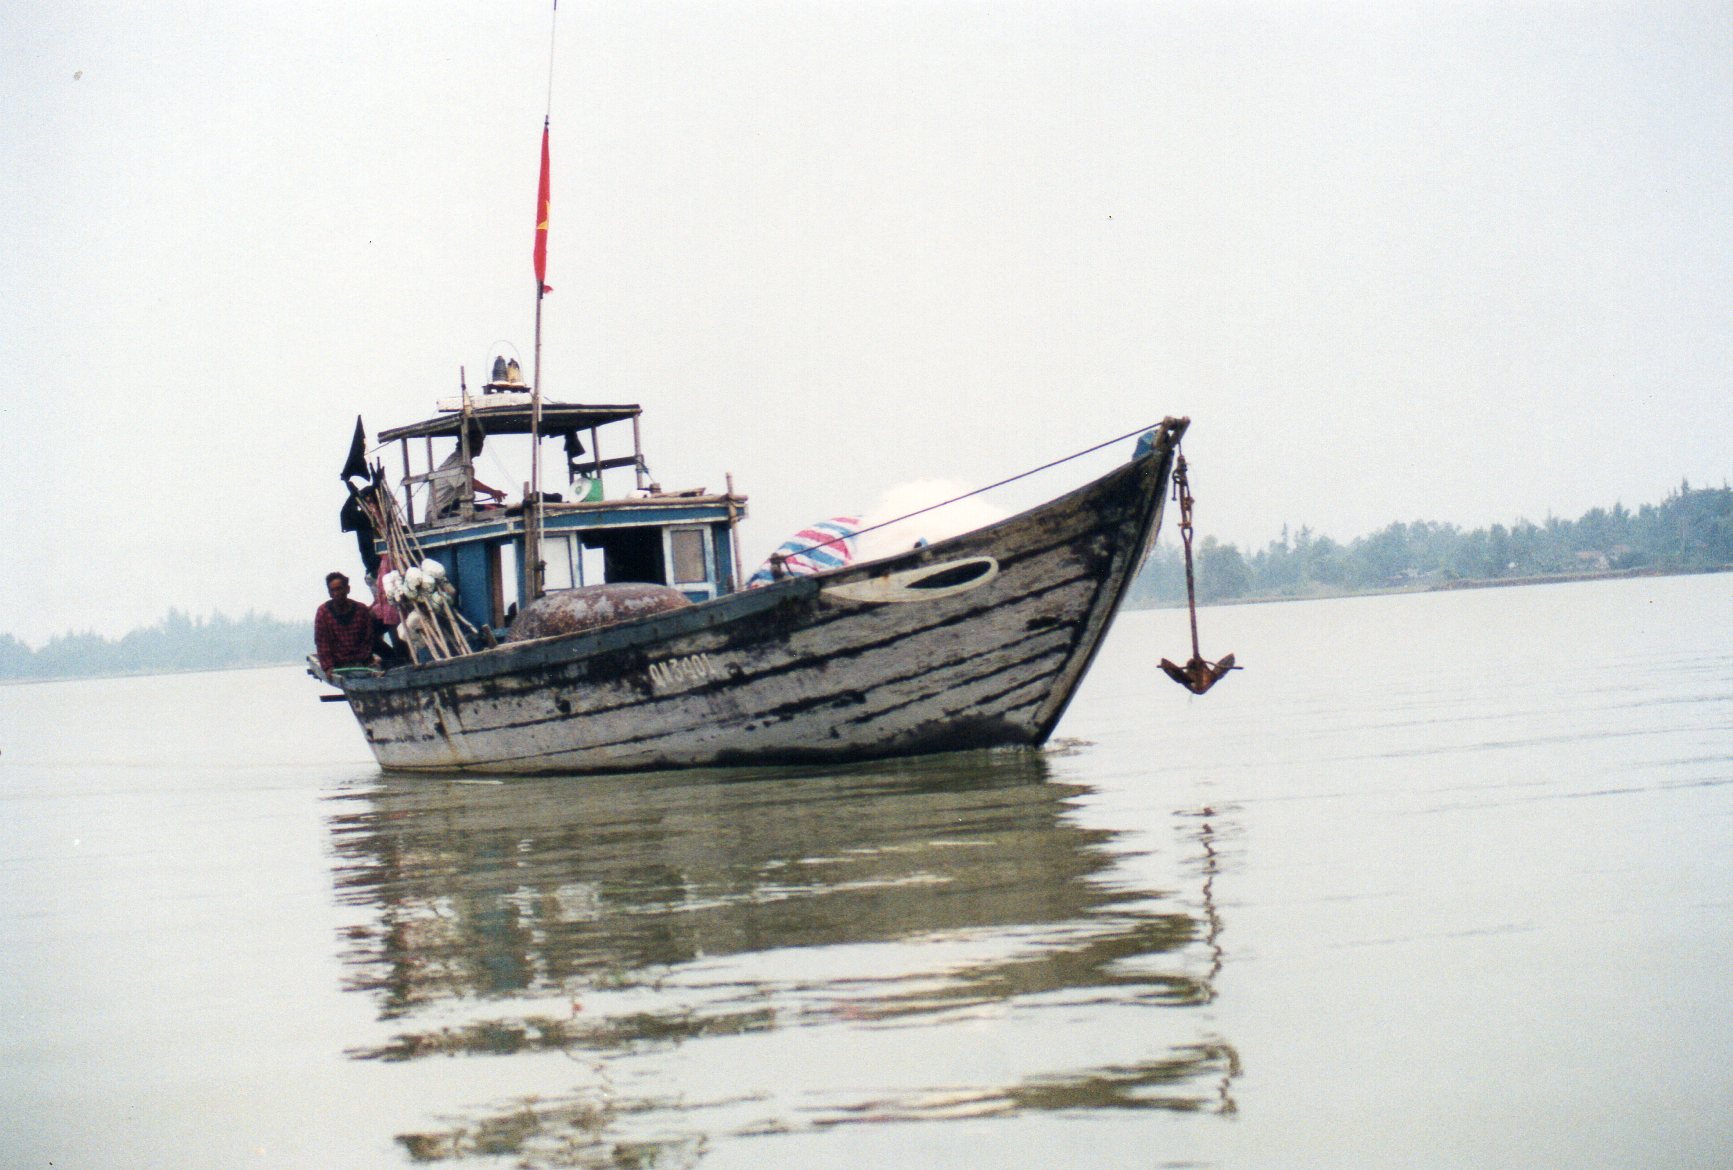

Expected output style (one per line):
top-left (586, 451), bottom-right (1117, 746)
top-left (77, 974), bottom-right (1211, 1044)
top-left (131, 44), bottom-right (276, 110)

top-left (1174, 451), bottom-right (1204, 661)
top-left (1159, 449), bottom-right (1239, 694)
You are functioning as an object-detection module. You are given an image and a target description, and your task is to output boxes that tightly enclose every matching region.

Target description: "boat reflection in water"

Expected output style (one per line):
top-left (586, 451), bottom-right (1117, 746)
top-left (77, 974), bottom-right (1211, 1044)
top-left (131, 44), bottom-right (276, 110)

top-left (328, 750), bottom-right (1237, 1165)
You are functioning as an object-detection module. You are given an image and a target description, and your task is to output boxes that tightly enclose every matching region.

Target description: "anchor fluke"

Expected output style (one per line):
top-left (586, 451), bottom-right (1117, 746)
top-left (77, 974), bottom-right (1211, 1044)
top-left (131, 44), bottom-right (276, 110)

top-left (1160, 653), bottom-right (1238, 695)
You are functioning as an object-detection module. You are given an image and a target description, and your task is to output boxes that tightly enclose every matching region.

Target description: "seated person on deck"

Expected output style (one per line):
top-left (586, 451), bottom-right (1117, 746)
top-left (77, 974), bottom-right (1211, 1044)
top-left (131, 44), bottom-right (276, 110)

top-left (315, 571), bottom-right (378, 672)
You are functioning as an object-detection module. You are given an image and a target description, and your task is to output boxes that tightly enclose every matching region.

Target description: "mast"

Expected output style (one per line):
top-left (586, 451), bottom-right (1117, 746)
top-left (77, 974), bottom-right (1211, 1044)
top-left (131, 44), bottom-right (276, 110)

top-left (525, 4), bottom-right (559, 602)
top-left (527, 254), bottom-right (546, 600)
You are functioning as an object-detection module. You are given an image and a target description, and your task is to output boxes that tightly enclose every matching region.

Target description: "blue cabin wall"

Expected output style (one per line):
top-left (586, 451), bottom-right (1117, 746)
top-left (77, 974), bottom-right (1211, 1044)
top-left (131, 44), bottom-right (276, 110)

top-left (713, 526), bottom-right (736, 593)
top-left (448, 542), bottom-right (494, 631)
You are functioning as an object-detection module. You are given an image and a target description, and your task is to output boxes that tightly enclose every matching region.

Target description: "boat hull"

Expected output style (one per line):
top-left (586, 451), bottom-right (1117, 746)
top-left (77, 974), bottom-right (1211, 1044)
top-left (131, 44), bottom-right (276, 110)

top-left (339, 425), bottom-right (1183, 774)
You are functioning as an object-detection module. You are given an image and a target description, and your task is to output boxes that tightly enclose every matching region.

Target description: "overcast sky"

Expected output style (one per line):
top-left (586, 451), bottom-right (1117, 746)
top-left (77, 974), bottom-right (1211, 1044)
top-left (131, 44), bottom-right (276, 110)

top-left (3, 1), bottom-right (1728, 644)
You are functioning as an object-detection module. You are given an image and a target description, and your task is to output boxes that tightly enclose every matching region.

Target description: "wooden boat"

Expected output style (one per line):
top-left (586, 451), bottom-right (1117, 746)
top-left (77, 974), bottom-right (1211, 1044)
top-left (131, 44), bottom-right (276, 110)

top-left (321, 404), bottom-right (1188, 774)
top-left (315, 27), bottom-right (1191, 773)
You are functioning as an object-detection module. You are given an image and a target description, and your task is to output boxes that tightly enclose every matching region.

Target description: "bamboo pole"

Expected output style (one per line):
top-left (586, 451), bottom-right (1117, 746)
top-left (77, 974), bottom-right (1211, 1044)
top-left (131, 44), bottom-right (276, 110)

top-left (725, 472), bottom-right (744, 591)
top-left (358, 477), bottom-right (482, 662)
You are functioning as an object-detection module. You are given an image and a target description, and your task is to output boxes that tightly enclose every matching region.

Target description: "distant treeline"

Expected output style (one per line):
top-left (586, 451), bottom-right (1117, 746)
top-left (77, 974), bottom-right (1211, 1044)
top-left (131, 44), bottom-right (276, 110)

top-left (1133, 480), bottom-right (1733, 605)
top-left (6, 483), bottom-right (1728, 678)
top-left (0, 609), bottom-right (312, 682)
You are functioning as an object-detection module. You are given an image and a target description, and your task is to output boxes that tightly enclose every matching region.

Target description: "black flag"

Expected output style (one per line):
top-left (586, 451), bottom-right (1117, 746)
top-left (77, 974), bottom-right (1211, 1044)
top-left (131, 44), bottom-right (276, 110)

top-left (339, 416), bottom-right (368, 481)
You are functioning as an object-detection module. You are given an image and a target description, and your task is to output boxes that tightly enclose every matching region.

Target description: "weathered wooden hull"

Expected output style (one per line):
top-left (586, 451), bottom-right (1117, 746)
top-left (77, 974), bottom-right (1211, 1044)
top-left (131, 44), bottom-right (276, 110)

top-left (339, 424), bottom-right (1183, 774)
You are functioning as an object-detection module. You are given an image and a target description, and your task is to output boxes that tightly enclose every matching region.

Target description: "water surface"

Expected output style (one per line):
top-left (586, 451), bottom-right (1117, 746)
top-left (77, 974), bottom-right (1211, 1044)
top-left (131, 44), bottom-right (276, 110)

top-left (2, 574), bottom-right (1728, 1168)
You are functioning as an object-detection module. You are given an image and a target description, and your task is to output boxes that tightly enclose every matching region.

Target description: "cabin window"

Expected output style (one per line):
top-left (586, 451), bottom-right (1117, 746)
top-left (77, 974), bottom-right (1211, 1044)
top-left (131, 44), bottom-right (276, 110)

top-left (497, 541), bottom-right (519, 621)
top-left (582, 528), bottom-right (665, 585)
top-left (577, 541), bottom-right (605, 587)
top-left (543, 535), bottom-right (576, 590)
top-left (669, 528), bottom-right (710, 585)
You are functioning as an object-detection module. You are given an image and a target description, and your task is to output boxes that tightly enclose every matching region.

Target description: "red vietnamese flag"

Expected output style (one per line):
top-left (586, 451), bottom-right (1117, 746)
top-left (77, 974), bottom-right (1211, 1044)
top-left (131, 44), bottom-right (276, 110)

top-left (533, 118), bottom-right (551, 294)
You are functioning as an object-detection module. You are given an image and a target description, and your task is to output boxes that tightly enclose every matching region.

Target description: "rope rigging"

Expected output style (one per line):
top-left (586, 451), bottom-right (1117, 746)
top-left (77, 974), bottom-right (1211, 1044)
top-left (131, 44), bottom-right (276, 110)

top-left (778, 420), bottom-right (1179, 562)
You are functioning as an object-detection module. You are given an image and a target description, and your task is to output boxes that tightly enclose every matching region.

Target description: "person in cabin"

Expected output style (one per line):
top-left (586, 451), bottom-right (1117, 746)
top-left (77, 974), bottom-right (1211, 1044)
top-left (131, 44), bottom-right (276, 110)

top-left (428, 432), bottom-right (507, 520)
top-left (315, 571), bottom-right (379, 672)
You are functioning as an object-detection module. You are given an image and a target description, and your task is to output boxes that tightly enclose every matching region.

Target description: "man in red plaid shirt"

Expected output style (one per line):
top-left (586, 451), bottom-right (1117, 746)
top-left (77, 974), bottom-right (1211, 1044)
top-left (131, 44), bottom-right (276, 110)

top-left (314, 571), bottom-right (378, 672)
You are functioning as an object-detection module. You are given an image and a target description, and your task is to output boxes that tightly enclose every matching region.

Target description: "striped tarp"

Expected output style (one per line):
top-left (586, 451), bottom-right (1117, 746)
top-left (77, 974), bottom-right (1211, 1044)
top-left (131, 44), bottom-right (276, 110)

top-left (746, 516), bottom-right (862, 588)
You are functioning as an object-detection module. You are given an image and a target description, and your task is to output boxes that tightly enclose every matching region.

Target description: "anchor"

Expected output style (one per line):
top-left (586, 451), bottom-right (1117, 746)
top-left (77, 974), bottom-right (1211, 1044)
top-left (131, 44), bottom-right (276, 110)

top-left (1159, 451), bottom-right (1239, 695)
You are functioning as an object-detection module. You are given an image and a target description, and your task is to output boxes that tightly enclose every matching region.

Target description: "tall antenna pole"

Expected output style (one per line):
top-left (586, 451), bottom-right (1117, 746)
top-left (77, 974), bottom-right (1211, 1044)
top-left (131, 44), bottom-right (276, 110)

top-left (526, 1), bottom-right (559, 601)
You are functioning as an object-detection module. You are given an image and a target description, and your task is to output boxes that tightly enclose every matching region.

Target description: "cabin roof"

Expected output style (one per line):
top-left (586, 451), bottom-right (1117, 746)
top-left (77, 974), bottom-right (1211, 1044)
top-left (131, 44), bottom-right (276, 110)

top-left (378, 401), bottom-right (642, 443)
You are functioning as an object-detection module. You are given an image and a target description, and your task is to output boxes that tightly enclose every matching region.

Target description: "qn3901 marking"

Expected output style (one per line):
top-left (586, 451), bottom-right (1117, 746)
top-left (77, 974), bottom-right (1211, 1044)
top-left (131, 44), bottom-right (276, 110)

top-left (647, 653), bottom-right (721, 692)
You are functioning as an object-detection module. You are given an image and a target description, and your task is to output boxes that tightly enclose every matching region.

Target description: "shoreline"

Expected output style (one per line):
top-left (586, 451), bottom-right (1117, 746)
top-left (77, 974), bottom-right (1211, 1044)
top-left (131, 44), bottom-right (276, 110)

top-left (0, 659), bottom-right (306, 688)
top-left (9, 565), bottom-right (1728, 683)
top-left (1130, 562), bottom-right (1733, 610)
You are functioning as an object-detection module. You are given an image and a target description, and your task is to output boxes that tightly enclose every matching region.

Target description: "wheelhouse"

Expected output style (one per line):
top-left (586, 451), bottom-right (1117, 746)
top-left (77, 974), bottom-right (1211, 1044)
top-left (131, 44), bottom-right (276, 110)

top-left (376, 388), bottom-right (747, 637)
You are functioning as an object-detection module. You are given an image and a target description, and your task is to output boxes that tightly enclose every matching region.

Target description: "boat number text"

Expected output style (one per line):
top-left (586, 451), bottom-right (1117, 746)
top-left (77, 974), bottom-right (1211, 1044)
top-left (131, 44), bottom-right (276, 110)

top-left (648, 653), bottom-right (721, 692)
